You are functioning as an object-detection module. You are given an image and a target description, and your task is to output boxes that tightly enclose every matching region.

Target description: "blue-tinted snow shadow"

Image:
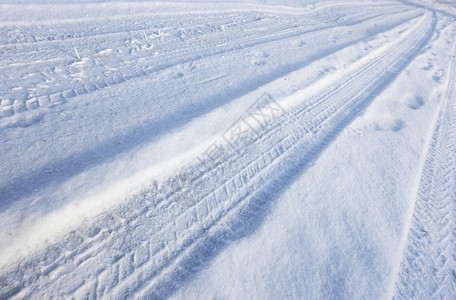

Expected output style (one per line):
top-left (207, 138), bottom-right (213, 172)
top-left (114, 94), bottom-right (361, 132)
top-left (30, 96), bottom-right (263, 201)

top-left (0, 14), bottom-right (417, 212)
top-left (140, 16), bottom-right (436, 298)
top-left (396, 0), bottom-right (456, 18)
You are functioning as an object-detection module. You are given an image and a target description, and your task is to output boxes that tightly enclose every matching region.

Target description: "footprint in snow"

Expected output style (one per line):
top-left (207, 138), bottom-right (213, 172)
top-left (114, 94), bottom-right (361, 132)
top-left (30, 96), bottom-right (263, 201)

top-left (173, 71), bottom-right (184, 79)
top-left (250, 51), bottom-right (270, 66)
top-left (432, 68), bottom-right (444, 82)
top-left (422, 60), bottom-right (433, 70)
top-left (296, 40), bottom-right (306, 47)
top-left (368, 115), bottom-right (405, 132)
top-left (403, 93), bottom-right (424, 110)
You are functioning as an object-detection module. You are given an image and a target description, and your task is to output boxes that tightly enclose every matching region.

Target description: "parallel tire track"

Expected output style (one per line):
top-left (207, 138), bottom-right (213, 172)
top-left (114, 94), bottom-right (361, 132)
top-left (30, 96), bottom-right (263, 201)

top-left (393, 27), bottom-right (456, 299)
top-left (0, 10), bottom-right (435, 299)
top-left (0, 3), bottom-right (406, 47)
top-left (0, 4), bottom-right (407, 63)
top-left (0, 8), bottom-right (421, 128)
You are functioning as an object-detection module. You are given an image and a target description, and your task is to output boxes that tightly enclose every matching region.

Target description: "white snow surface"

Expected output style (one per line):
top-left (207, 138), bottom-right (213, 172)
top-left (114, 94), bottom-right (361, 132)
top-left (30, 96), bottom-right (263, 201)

top-left (0, 0), bottom-right (455, 299)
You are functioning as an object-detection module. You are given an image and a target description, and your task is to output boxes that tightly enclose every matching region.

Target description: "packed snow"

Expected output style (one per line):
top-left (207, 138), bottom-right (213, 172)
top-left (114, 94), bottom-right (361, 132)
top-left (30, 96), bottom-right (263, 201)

top-left (0, 0), bottom-right (455, 299)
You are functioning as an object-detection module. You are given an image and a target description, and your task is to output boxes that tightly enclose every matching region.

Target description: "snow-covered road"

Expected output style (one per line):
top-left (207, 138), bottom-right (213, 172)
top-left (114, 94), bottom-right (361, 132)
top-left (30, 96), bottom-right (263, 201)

top-left (0, 0), bottom-right (455, 299)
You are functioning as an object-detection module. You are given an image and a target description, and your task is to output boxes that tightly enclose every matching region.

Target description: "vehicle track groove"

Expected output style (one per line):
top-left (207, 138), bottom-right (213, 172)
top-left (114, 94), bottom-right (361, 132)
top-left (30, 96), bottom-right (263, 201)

top-left (393, 26), bottom-right (456, 299)
top-left (0, 10), bottom-right (435, 299)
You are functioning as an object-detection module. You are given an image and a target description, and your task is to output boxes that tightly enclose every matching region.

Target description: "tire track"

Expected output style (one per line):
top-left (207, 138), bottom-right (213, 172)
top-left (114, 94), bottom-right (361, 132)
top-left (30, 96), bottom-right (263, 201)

top-left (0, 12), bottom-right (255, 47)
top-left (0, 8), bottom-right (420, 128)
top-left (0, 10), bottom-right (435, 299)
top-left (0, 7), bottom-right (422, 221)
top-left (0, 5), bottom-right (412, 70)
top-left (0, 3), bottom-right (406, 47)
top-left (393, 27), bottom-right (456, 299)
top-left (120, 11), bottom-right (437, 299)
top-left (0, 4), bottom-right (406, 62)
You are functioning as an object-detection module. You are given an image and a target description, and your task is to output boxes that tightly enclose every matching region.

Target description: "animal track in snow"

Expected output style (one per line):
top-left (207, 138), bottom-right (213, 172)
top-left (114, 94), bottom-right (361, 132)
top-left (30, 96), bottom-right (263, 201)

top-left (250, 51), bottom-right (270, 66)
top-left (432, 68), bottom-right (445, 82)
top-left (403, 92), bottom-right (425, 109)
top-left (369, 114), bottom-right (405, 132)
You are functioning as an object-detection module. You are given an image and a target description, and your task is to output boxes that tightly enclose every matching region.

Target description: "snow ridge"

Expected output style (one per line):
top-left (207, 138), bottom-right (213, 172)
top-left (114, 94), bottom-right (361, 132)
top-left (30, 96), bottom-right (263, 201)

top-left (0, 9), bottom-right (436, 299)
top-left (393, 25), bottom-right (456, 299)
top-left (0, 3), bottom-right (412, 128)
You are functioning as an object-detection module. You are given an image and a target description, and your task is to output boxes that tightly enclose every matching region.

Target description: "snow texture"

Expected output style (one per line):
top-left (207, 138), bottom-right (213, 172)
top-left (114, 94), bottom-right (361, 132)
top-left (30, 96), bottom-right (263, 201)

top-left (0, 0), bottom-right (455, 299)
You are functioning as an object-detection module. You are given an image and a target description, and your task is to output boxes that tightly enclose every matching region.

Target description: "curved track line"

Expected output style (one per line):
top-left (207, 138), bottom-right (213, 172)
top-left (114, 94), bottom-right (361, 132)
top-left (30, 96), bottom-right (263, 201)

top-left (393, 27), bottom-right (456, 299)
top-left (0, 10), bottom-right (435, 299)
top-left (0, 3), bottom-right (407, 47)
top-left (0, 9), bottom-right (421, 128)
